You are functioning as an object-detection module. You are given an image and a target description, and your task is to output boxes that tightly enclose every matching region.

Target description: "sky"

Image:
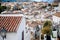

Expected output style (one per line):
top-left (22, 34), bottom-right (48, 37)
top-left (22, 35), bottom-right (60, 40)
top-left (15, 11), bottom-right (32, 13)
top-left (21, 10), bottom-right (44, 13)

top-left (2, 0), bottom-right (54, 3)
top-left (32, 0), bottom-right (54, 3)
top-left (2, 0), bottom-right (16, 2)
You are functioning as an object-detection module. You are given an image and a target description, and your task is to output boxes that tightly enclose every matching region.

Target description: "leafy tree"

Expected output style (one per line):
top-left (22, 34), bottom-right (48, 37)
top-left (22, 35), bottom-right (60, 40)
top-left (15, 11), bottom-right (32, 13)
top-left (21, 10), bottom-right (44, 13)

top-left (0, 6), bottom-right (7, 13)
top-left (48, 4), bottom-right (51, 6)
top-left (52, 5), bottom-right (58, 7)
top-left (41, 20), bottom-right (52, 37)
top-left (0, 3), bottom-right (1, 6)
top-left (41, 6), bottom-right (47, 9)
top-left (43, 21), bottom-right (52, 28)
top-left (52, 3), bottom-right (58, 7)
top-left (42, 26), bottom-right (52, 35)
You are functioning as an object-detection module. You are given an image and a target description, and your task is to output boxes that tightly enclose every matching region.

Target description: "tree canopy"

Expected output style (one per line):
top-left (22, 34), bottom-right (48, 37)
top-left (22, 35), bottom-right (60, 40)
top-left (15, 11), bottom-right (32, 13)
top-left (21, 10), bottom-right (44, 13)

top-left (43, 20), bottom-right (52, 27)
top-left (42, 20), bottom-right (52, 35)
top-left (0, 6), bottom-right (7, 13)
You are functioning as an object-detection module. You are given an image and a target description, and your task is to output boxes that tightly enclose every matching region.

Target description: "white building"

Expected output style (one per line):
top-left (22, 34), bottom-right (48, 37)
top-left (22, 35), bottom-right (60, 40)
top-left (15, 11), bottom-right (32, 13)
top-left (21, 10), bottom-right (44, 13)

top-left (0, 14), bottom-right (26, 40)
top-left (53, 12), bottom-right (60, 24)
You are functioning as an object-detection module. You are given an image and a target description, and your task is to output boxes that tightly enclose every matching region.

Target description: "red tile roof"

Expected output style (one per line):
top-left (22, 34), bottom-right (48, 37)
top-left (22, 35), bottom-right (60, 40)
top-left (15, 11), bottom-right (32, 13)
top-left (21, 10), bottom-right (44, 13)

top-left (0, 16), bottom-right (22, 32)
top-left (54, 12), bottom-right (60, 17)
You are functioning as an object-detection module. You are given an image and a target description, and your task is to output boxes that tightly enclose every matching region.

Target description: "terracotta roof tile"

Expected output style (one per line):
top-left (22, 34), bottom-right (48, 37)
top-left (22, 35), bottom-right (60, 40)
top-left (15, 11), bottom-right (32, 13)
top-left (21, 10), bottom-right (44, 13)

top-left (0, 16), bottom-right (22, 32)
top-left (54, 12), bottom-right (60, 17)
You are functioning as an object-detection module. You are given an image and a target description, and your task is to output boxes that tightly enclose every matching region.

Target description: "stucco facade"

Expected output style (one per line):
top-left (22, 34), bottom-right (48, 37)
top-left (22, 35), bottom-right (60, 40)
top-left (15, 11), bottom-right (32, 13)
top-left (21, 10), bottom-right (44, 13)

top-left (0, 14), bottom-right (25, 40)
top-left (53, 16), bottom-right (60, 24)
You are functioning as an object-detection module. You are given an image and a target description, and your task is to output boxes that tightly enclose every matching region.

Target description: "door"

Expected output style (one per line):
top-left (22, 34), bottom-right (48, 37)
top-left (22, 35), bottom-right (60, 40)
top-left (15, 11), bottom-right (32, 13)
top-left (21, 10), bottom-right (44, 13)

top-left (22, 31), bottom-right (24, 40)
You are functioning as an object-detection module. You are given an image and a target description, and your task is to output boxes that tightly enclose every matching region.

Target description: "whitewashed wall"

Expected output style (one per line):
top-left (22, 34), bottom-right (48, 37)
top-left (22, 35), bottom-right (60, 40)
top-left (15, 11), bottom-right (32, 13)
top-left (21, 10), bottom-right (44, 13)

top-left (0, 33), bottom-right (17, 40)
top-left (53, 16), bottom-right (60, 24)
top-left (0, 17), bottom-right (25, 40)
top-left (24, 25), bottom-right (31, 40)
top-left (0, 14), bottom-right (24, 40)
top-left (59, 3), bottom-right (60, 7)
top-left (17, 17), bottom-right (26, 40)
top-left (6, 33), bottom-right (17, 40)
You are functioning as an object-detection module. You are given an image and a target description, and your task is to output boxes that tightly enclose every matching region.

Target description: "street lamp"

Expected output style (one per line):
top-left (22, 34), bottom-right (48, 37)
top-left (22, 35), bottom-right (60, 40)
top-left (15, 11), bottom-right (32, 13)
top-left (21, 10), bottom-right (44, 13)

top-left (0, 27), bottom-right (7, 40)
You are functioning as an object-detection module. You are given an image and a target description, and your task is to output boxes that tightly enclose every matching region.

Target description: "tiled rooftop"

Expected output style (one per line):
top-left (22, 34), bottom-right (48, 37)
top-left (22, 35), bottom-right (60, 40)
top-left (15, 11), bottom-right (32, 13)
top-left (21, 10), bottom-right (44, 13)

top-left (54, 12), bottom-right (60, 17)
top-left (0, 16), bottom-right (22, 32)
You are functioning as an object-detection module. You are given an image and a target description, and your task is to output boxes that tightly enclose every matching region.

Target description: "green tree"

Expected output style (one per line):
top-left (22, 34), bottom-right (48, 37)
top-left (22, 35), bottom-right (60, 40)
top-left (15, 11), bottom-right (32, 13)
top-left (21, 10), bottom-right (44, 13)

top-left (41, 20), bottom-right (52, 36)
top-left (0, 3), bottom-right (1, 6)
top-left (41, 6), bottom-right (47, 9)
top-left (42, 26), bottom-right (52, 35)
top-left (43, 20), bottom-right (52, 28)
top-left (48, 4), bottom-right (51, 6)
top-left (0, 6), bottom-right (7, 13)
